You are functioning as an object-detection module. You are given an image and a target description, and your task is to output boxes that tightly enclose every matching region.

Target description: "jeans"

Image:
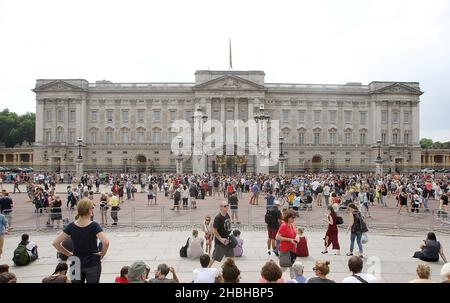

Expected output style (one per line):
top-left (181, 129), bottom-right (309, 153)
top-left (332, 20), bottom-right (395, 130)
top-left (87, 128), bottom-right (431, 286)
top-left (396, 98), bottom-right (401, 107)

top-left (350, 232), bottom-right (363, 254)
top-left (72, 264), bottom-right (102, 283)
top-left (423, 198), bottom-right (429, 209)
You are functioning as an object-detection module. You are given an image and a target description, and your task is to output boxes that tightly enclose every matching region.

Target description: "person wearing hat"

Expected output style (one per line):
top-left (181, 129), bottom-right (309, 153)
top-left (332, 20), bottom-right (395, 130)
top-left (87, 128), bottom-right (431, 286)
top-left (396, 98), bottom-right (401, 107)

top-left (265, 200), bottom-right (282, 256)
top-left (127, 261), bottom-right (149, 283)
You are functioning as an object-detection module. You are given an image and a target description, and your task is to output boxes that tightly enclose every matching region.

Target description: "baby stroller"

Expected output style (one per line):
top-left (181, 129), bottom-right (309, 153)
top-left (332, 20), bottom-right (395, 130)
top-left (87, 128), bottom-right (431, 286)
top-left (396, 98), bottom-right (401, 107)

top-left (338, 197), bottom-right (352, 211)
top-left (301, 195), bottom-right (313, 211)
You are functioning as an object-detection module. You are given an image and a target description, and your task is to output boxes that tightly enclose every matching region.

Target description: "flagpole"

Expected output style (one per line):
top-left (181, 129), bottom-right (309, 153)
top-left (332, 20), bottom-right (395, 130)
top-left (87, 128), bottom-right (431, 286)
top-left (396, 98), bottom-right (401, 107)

top-left (229, 38), bottom-right (233, 70)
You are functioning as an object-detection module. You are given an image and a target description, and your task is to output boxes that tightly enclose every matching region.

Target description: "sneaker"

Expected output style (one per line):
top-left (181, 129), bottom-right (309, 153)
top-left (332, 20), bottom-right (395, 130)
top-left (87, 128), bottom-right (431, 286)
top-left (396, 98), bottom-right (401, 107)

top-left (321, 251), bottom-right (328, 254)
top-left (273, 250), bottom-right (279, 257)
top-left (346, 252), bottom-right (353, 256)
top-left (268, 250), bottom-right (271, 255)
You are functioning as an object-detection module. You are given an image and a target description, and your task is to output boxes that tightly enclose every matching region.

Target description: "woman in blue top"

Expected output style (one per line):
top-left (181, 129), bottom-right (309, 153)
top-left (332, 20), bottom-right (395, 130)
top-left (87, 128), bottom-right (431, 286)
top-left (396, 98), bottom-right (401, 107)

top-left (413, 232), bottom-right (447, 263)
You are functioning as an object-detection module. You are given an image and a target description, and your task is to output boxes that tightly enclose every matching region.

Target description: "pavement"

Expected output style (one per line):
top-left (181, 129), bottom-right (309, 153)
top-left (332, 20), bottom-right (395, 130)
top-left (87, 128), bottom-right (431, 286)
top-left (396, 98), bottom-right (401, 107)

top-left (0, 229), bottom-right (449, 283)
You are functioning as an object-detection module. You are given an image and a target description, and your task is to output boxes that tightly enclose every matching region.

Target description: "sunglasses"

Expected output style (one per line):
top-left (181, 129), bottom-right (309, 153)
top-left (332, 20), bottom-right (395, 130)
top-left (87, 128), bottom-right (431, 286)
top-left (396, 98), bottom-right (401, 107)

top-left (222, 205), bottom-right (229, 207)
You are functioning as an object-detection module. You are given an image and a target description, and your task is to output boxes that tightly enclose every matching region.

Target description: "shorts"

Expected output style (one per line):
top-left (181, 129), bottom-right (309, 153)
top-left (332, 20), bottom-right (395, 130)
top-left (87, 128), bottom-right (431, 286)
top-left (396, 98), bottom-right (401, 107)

top-left (231, 209), bottom-right (238, 215)
top-left (212, 243), bottom-right (234, 262)
top-left (400, 200), bottom-right (407, 206)
top-left (267, 227), bottom-right (278, 240)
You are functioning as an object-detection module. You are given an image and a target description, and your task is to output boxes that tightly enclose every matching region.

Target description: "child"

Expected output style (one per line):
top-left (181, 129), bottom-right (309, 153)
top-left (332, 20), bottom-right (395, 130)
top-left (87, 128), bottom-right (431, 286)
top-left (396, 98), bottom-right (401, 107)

top-left (201, 216), bottom-right (213, 255)
top-left (147, 188), bottom-right (155, 206)
top-left (295, 228), bottom-right (309, 257)
top-left (232, 230), bottom-right (243, 257)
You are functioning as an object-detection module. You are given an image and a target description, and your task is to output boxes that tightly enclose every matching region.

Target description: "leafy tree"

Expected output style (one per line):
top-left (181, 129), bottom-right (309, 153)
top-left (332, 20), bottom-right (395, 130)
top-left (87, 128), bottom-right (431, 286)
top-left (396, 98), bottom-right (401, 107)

top-left (0, 109), bottom-right (35, 147)
top-left (420, 138), bottom-right (433, 149)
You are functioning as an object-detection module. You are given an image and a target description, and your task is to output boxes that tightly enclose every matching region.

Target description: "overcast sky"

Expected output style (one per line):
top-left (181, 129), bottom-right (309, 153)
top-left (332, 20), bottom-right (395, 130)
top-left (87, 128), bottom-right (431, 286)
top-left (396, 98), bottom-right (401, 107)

top-left (0, 0), bottom-right (449, 141)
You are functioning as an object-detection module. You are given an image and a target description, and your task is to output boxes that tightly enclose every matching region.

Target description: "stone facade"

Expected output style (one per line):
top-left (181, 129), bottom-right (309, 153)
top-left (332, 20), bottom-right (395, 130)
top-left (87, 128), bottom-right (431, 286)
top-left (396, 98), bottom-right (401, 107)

top-left (32, 70), bottom-right (423, 174)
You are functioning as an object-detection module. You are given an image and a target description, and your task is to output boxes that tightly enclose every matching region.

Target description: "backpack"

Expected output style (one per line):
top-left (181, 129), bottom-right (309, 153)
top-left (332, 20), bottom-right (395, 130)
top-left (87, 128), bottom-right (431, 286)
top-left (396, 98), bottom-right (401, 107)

top-left (336, 216), bottom-right (344, 225)
top-left (228, 234), bottom-right (238, 249)
top-left (179, 238), bottom-right (189, 258)
top-left (174, 190), bottom-right (181, 201)
top-left (13, 244), bottom-right (30, 266)
top-left (265, 208), bottom-right (278, 226)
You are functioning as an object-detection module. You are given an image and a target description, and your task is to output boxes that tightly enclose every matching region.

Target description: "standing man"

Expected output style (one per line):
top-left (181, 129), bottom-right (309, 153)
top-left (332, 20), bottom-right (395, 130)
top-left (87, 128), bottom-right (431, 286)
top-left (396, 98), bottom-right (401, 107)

top-left (323, 183), bottom-right (331, 207)
top-left (228, 191), bottom-right (239, 225)
top-left (250, 182), bottom-right (260, 205)
top-left (13, 177), bottom-right (21, 194)
top-left (213, 178), bottom-right (220, 199)
top-left (208, 201), bottom-right (234, 267)
top-left (0, 211), bottom-right (9, 259)
top-left (0, 191), bottom-right (13, 229)
top-left (265, 200), bottom-right (282, 256)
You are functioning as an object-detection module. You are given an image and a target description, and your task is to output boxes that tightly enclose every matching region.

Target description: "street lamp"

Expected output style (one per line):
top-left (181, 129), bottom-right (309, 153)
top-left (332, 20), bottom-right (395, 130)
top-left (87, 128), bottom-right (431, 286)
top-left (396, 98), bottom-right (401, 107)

top-left (254, 105), bottom-right (270, 175)
top-left (376, 139), bottom-right (382, 162)
top-left (254, 105), bottom-right (270, 122)
top-left (279, 136), bottom-right (284, 157)
top-left (375, 139), bottom-right (383, 175)
top-left (77, 138), bottom-right (83, 160)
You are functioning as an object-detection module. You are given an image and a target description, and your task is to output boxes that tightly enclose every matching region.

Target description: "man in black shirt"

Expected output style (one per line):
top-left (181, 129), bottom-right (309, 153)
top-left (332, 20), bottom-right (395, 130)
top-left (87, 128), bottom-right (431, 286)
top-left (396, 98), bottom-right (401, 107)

top-left (209, 201), bottom-right (234, 267)
top-left (228, 192), bottom-right (239, 224)
top-left (265, 201), bottom-right (282, 256)
top-left (0, 191), bottom-right (13, 228)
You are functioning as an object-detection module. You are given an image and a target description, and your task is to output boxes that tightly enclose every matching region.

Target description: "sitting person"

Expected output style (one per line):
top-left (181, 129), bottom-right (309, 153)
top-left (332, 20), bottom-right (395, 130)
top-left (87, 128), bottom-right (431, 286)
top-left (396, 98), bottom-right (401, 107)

top-left (412, 232), bottom-right (447, 263)
top-left (259, 260), bottom-right (285, 283)
top-left (441, 263), bottom-right (450, 283)
top-left (341, 256), bottom-right (379, 283)
top-left (187, 230), bottom-right (204, 259)
top-left (295, 228), bottom-right (309, 257)
top-left (192, 254), bottom-right (219, 283)
top-left (42, 263), bottom-right (71, 283)
top-left (149, 264), bottom-right (179, 283)
top-left (287, 261), bottom-right (307, 283)
top-left (127, 261), bottom-right (149, 283)
top-left (115, 266), bottom-right (129, 283)
top-left (307, 260), bottom-right (335, 283)
top-left (232, 230), bottom-right (243, 257)
top-left (222, 258), bottom-right (240, 283)
top-left (13, 234), bottom-right (38, 265)
top-left (409, 264), bottom-right (435, 283)
top-left (0, 272), bottom-right (17, 283)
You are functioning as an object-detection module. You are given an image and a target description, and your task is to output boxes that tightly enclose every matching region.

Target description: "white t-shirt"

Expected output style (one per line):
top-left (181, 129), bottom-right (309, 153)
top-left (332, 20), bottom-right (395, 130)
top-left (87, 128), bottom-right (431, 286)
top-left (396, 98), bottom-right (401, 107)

top-left (192, 267), bottom-right (219, 283)
top-left (341, 274), bottom-right (379, 283)
top-left (26, 241), bottom-right (37, 257)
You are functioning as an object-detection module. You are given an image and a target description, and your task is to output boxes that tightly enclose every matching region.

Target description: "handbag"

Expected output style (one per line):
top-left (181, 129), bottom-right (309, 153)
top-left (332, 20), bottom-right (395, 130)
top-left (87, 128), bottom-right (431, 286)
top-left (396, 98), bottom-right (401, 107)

top-left (279, 251), bottom-right (293, 267)
top-left (336, 216), bottom-right (344, 225)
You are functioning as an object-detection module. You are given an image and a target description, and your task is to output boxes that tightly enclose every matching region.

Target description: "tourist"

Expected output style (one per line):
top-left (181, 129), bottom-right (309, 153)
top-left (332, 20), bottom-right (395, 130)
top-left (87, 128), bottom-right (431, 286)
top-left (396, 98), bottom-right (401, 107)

top-left (0, 212), bottom-right (8, 259)
top-left (398, 189), bottom-right (409, 214)
top-left (341, 256), bottom-right (378, 283)
top-left (265, 190), bottom-right (275, 209)
top-left (0, 191), bottom-right (13, 228)
top-left (250, 182), bottom-right (260, 205)
top-left (147, 185), bottom-right (155, 206)
top-left (108, 193), bottom-right (120, 226)
top-left (322, 206), bottom-right (340, 255)
top-left (189, 182), bottom-right (198, 209)
top-left (412, 232), bottom-right (447, 263)
top-left (99, 192), bottom-right (109, 226)
top-left (42, 263), bottom-right (71, 283)
top-left (187, 230), bottom-right (204, 259)
top-left (359, 187), bottom-right (371, 218)
top-left (208, 201), bottom-right (234, 268)
top-left (201, 216), bottom-right (213, 255)
top-left (50, 195), bottom-right (63, 228)
top-left (13, 177), bottom-right (21, 193)
top-left (275, 210), bottom-right (297, 279)
top-left (323, 183), bottom-right (331, 206)
top-left (346, 203), bottom-right (365, 258)
top-left (409, 264), bottom-right (435, 283)
top-left (127, 261), bottom-right (148, 283)
top-left (52, 198), bottom-right (110, 283)
top-left (192, 254), bottom-right (219, 283)
top-left (266, 200), bottom-right (282, 256)
top-left (439, 190), bottom-right (449, 217)
top-left (149, 264), bottom-right (179, 283)
top-left (307, 260), bottom-right (335, 283)
top-left (259, 260), bottom-right (284, 283)
top-left (440, 263), bottom-right (450, 283)
top-left (292, 191), bottom-right (301, 217)
top-left (171, 186), bottom-right (181, 211)
top-left (115, 266), bottom-right (129, 283)
top-left (232, 229), bottom-right (243, 257)
top-left (228, 191), bottom-right (239, 224)
top-left (287, 261), bottom-right (307, 283)
top-left (0, 272), bottom-right (17, 283)
top-left (20, 233), bottom-right (39, 262)
top-left (221, 258), bottom-right (240, 283)
top-left (295, 228), bottom-right (309, 257)
top-left (181, 185), bottom-right (189, 210)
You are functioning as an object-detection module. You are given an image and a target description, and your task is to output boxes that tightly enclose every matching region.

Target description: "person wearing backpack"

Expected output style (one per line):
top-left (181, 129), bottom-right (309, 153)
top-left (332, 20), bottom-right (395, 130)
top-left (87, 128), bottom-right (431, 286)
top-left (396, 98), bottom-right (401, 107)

top-left (171, 186), bottom-right (181, 211)
top-left (265, 201), bottom-right (282, 256)
top-left (346, 203), bottom-right (366, 258)
top-left (13, 234), bottom-right (38, 266)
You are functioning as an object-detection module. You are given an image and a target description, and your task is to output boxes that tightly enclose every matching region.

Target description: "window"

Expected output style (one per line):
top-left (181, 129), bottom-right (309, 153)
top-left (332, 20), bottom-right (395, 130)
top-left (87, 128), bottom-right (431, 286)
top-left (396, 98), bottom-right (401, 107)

top-left (45, 130), bottom-right (52, 143)
top-left (153, 110), bottom-right (161, 122)
top-left (56, 129), bottom-right (63, 142)
top-left (360, 112), bottom-right (367, 125)
top-left (90, 131), bottom-right (97, 144)
top-left (381, 132), bottom-right (387, 144)
top-left (91, 110), bottom-right (98, 122)
top-left (68, 130), bottom-right (75, 144)
top-left (213, 110), bottom-right (220, 121)
top-left (69, 110), bottom-right (76, 122)
top-left (107, 151), bottom-right (112, 154)
top-left (298, 111), bottom-right (305, 123)
top-left (345, 111), bottom-right (352, 124)
top-left (106, 131), bottom-right (113, 144)
top-left (185, 110), bottom-right (193, 122)
top-left (404, 112), bottom-right (410, 123)
top-left (92, 159), bottom-right (97, 166)
top-left (57, 109), bottom-right (64, 122)
top-left (107, 158), bottom-right (112, 166)
top-left (345, 133), bottom-right (352, 145)
top-left (381, 111), bottom-right (388, 123)
top-left (360, 133), bottom-right (366, 145)
top-left (153, 131), bottom-right (161, 143)
top-left (314, 111), bottom-right (321, 123)
top-left (298, 133), bottom-right (304, 145)
top-left (122, 130), bottom-right (129, 143)
top-left (329, 111), bottom-right (336, 124)
top-left (226, 110), bottom-right (234, 120)
top-left (46, 110), bottom-right (52, 122)
top-left (329, 132), bottom-right (336, 145)
top-left (168, 132), bottom-right (176, 144)
top-left (122, 110), bottom-right (129, 123)
top-left (282, 110), bottom-right (289, 123)
top-left (393, 133), bottom-right (398, 144)
top-left (345, 159), bottom-right (351, 168)
top-left (404, 133), bottom-right (409, 144)
top-left (169, 111), bottom-right (176, 122)
top-left (137, 110), bottom-right (145, 123)
top-left (282, 132), bottom-right (289, 144)
top-left (392, 111), bottom-right (399, 123)
top-left (137, 131), bottom-right (145, 143)
top-left (106, 110), bottom-right (113, 123)
top-left (239, 110), bottom-right (247, 121)
top-left (314, 133), bottom-right (320, 145)
top-left (360, 159), bottom-right (366, 166)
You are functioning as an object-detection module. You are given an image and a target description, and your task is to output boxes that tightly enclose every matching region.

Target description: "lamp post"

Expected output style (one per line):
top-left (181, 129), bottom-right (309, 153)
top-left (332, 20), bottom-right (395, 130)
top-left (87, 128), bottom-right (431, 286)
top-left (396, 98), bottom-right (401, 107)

top-left (254, 105), bottom-right (270, 175)
top-left (192, 106), bottom-right (208, 175)
top-left (75, 138), bottom-right (84, 181)
top-left (278, 136), bottom-right (286, 176)
top-left (176, 135), bottom-right (183, 175)
top-left (375, 139), bottom-right (383, 175)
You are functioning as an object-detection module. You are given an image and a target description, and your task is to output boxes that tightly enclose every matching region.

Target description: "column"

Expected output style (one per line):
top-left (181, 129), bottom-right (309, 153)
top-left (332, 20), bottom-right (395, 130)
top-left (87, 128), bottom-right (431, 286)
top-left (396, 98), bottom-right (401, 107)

top-left (234, 98), bottom-right (239, 120)
top-left (81, 96), bottom-right (87, 142)
top-left (412, 102), bottom-right (420, 144)
top-left (248, 98), bottom-right (254, 121)
top-left (36, 99), bottom-right (45, 144)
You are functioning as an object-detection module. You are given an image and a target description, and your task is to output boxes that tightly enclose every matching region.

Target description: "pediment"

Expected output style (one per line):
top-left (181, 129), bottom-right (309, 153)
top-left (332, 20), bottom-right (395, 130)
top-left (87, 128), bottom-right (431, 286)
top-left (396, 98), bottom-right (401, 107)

top-left (193, 75), bottom-right (266, 91)
top-left (371, 83), bottom-right (423, 95)
top-left (33, 80), bottom-right (86, 92)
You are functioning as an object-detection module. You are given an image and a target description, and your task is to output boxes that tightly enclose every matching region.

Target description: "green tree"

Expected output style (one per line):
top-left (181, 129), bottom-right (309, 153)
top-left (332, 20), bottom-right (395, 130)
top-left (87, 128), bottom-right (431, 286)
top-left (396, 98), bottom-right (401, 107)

top-left (0, 109), bottom-right (35, 147)
top-left (420, 138), bottom-right (433, 149)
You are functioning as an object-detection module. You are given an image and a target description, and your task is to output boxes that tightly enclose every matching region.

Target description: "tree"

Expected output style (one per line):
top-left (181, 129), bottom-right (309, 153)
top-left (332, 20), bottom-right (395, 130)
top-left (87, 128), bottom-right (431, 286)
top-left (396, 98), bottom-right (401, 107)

top-left (420, 138), bottom-right (433, 149)
top-left (0, 109), bottom-right (35, 147)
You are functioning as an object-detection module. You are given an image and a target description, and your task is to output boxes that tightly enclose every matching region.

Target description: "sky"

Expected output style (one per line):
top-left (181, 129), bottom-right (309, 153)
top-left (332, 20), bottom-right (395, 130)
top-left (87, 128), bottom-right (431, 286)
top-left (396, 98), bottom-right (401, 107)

top-left (0, 0), bottom-right (449, 141)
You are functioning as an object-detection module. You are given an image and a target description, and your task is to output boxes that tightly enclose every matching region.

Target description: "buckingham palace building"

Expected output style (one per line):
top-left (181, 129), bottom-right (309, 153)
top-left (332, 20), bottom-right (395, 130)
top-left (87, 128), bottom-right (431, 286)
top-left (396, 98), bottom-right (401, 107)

top-left (32, 70), bottom-right (422, 174)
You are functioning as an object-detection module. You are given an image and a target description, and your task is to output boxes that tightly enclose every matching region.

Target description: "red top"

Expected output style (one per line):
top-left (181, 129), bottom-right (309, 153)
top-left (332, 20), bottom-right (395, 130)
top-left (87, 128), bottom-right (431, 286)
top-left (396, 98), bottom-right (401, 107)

top-left (278, 223), bottom-right (296, 252)
top-left (227, 185), bottom-right (234, 193)
top-left (115, 277), bottom-right (128, 283)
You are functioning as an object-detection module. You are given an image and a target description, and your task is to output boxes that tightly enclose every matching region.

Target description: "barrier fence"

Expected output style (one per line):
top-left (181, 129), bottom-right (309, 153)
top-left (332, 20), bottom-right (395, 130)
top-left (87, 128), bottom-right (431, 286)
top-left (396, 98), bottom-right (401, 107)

top-left (2, 205), bottom-right (449, 233)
